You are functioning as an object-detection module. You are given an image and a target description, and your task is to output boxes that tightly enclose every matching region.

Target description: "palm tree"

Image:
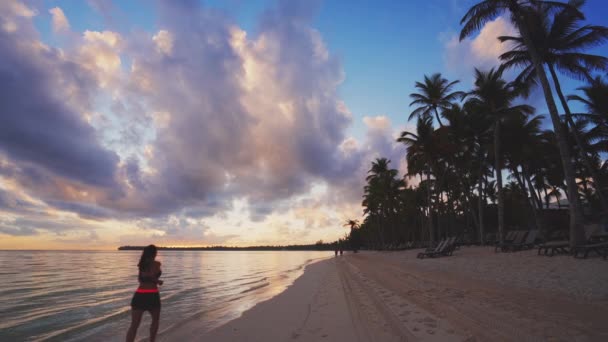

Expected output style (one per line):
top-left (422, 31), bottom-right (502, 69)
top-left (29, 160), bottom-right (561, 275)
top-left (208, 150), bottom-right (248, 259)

top-left (465, 68), bottom-right (534, 244)
top-left (502, 113), bottom-right (546, 231)
top-left (569, 76), bottom-right (608, 141)
top-left (498, 1), bottom-right (608, 212)
top-left (461, 0), bottom-right (586, 246)
top-left (409, 73), bottom-right (464, 127)
top-left (398, 116), bottom-right (438, 243)
top-left (363, 158), bottom-right (401, 248)
top-left (344, 219), bottom-right (360, 230)
top-left (454, 100), bottom-right (494, 244)
top-left (343, 219), bottom-right (360, 251)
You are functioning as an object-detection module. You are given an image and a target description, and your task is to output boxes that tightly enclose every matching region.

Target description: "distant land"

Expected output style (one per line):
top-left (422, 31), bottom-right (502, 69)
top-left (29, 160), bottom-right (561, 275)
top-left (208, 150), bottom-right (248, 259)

top-left (118, 242), bottom-right (339, 251)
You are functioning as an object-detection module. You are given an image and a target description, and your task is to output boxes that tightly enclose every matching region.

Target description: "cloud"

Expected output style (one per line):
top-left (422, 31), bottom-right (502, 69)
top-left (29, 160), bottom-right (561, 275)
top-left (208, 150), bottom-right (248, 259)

top-left (443, 16), bottom-right (517, 81)
top-left (0, 0), bottom-right (410, 245)
top-left (101, 0), bottom-right (353, 221)
top-left (49, 7), bottom-right (69, 32)
top-left (0, 2), bottom-right (120, 192)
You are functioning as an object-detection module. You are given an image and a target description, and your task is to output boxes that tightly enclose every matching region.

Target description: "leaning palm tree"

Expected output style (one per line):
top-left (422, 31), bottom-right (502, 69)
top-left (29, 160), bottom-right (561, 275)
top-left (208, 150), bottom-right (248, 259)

top-left (465, 68), bottom-right (534, 244)
top-left (343, 219), bottom-right (361, 251)
top-left (461, 0), bottom-right (586, 246)
top-left (498, 0), bottom-right (608, 212)
top-left (344, 219), bottom-right (360, 230)
top-left (409, 73), bottom-right (464, 127)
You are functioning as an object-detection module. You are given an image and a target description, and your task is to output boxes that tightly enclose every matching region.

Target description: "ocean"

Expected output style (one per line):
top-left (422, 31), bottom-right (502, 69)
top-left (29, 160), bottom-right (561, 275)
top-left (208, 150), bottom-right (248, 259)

top-left (0, 250), bottom-right (330, 341)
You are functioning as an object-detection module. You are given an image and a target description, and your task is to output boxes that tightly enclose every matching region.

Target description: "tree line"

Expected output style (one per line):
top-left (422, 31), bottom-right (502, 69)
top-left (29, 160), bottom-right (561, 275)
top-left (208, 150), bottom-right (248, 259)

top-left (344, 0), bottom-right (607, 250)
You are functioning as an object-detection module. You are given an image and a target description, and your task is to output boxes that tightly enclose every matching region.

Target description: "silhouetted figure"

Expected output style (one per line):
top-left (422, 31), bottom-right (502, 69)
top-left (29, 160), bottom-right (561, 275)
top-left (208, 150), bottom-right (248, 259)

top-left (339, 248), bottom-right (343, 255)
top-left (126, 245), bottom-right (163, 342)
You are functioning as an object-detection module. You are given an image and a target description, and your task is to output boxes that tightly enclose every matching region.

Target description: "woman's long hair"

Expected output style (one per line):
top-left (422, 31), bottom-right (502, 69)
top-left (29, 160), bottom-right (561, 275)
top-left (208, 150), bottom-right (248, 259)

top-left (138, 245), bottom-right (157, 272)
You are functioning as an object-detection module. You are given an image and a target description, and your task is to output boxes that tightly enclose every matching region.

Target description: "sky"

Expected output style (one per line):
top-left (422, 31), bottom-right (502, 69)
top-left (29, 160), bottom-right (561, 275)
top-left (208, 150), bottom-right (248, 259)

top-left (0, 0), bottom-right (606, 250)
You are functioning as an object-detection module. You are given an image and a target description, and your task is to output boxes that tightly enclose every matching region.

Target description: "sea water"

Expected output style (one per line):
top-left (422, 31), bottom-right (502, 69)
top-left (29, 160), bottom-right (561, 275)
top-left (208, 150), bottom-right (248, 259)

top-left (0, 250), bottom-right (330, 341)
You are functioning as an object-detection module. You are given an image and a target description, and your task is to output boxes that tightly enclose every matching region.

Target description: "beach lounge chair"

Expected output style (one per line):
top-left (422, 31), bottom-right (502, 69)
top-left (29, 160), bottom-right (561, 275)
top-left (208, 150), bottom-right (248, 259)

top-left (417, 237), bottom-right (456, 259)
top-left (439, 237), bottom-right (457, 256)
top-left (538, 224), bottom-right (601, 257)
top-left (572, 241), bottom-right (608, 259)
top-left (495, 231), bottom-right (516, 246)
top-left (417, 238), bottom-right (447, 259)
top-left (495, 231), bottom-right (526, 252)
top-left (571, 224), bottom-right (608, 259)
top-left (422, 238), bottom-right (446, 252)
top-left (503, 230), bottom-right (538, 252)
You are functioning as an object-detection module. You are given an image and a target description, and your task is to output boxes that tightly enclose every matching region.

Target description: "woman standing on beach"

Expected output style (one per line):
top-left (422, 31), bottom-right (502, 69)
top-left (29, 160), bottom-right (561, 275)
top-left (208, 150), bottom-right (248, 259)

top-left (126, 245), bottom-right (163, 342)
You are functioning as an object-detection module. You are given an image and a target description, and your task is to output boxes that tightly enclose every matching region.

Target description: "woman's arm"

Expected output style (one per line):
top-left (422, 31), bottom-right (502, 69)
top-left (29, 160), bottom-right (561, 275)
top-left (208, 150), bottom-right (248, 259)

top-left (155, 261), bottom-right (163, 286)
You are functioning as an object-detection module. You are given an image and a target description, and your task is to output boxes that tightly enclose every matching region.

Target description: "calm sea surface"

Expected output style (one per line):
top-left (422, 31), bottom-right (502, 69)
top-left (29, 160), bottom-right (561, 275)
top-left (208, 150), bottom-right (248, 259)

top-left (0, 250), bottom-right (330, 341)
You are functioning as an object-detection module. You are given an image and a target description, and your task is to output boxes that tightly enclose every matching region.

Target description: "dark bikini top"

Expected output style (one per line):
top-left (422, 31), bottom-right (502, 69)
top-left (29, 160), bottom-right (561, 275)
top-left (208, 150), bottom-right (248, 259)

top-left (138, 270), bottom-right (162, 283)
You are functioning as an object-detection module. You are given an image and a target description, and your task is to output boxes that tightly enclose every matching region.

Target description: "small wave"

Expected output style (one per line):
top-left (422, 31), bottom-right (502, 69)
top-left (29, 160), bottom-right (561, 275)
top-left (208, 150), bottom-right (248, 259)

top-left (31, 306), bottom-right (131, 342)
top-left (238, 277), bottom-right (268, 286)
top-left (239, 282), bottom-right (269, 294)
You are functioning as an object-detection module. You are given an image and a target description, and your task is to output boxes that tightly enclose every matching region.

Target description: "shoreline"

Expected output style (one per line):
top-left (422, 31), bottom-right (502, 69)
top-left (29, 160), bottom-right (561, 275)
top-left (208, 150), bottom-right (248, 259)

top-left (162, 247), bottom-right (608, 341)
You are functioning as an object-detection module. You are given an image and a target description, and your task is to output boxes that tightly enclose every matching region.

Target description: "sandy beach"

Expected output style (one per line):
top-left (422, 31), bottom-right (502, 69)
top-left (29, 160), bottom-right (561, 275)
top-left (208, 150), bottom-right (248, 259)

top-left (162, 247), bottom-right (608, 341)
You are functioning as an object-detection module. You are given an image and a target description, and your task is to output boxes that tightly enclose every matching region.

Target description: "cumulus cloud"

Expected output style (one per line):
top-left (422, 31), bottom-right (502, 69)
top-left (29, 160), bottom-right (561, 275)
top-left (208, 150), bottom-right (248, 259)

top-left (443, 16), bottom-right (517, 80)
top-left (0, 0), bottom-right (410, 245)
top-left (49, 7), bottom-right (69, 32)
top-left (104, 0), bottom-right (353, 221)
top-left (0, 2), bottom-right (120, 191)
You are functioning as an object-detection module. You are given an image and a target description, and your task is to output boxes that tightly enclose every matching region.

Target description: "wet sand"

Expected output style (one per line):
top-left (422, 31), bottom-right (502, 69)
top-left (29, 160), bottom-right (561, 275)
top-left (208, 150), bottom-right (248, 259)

top-left (163, 247), bottom-right (608, 341)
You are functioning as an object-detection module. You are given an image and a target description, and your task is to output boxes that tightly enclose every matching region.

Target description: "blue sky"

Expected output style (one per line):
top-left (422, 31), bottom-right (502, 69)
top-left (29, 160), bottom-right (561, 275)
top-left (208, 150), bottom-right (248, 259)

top-left (1, 0), bottom-right (607, 249)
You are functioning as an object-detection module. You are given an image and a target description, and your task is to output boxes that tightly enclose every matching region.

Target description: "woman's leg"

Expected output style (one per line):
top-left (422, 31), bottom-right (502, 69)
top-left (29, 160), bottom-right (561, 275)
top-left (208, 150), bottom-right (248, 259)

top-left (149, 307), bottom-right (161, 342)
top-left (126, 309), bottom-right (144, 342)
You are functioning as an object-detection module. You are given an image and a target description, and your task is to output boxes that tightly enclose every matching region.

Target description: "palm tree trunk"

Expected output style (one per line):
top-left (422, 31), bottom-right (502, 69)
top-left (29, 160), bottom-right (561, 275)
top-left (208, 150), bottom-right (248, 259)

top-left (510, 6), bottom-right (585, 247)
top-left (553, 186), bottom-right (563, 209)
top-left (494, 119), bottom-right (505, 245)
top-left (435, 182), bottom-right (443, 240)
top-left (543, 186), bottom-right (550, 209)
top-left (426, 165), bottom-right (435, 244)
top-left (434, 107), bottom-right (444, 127)
top-left (548, 63), bottom-right (608, 214)
top-left (524, 168), bottom-right (545, 233)
top-left (478, 160), bottom-right (485, 245)
top-left (513, 167), bottom-right (539, 231)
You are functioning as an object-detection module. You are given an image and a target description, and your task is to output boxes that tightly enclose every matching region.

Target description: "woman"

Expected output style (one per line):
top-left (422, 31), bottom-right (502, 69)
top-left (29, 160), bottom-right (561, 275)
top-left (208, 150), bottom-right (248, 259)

top-left (126, 245), bottom-right (163, 342)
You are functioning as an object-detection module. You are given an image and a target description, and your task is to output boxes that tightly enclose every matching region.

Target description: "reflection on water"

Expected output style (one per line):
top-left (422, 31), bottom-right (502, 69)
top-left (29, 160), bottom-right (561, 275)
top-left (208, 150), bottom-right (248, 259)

top-left (0, 250), bottom-right (330, 341)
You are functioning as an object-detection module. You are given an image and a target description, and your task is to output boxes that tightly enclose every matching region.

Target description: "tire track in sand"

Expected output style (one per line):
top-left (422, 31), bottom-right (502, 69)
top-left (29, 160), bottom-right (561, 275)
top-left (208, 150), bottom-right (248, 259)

top-left (336, 257), bottom-right (466, 342)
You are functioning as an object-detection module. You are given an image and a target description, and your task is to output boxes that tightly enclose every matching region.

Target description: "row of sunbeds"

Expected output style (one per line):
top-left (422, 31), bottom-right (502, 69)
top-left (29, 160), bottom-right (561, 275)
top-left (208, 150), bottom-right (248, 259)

top-left (412, 225), bottom-right (608, 260)
top-left (492, 225), bottom-right (608, 259)
top-left (537, 224), bottom-right (608, 259)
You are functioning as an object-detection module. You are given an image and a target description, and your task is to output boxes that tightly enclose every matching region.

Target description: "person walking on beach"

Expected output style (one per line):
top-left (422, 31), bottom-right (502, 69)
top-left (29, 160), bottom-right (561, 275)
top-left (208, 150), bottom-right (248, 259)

top-left (126, 245), bottom-right (163, 342)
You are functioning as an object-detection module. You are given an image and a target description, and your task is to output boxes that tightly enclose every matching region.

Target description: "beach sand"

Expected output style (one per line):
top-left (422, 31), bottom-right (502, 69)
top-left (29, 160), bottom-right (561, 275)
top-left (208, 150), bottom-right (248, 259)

top-left (162, 247), bottom-right (608, 341)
